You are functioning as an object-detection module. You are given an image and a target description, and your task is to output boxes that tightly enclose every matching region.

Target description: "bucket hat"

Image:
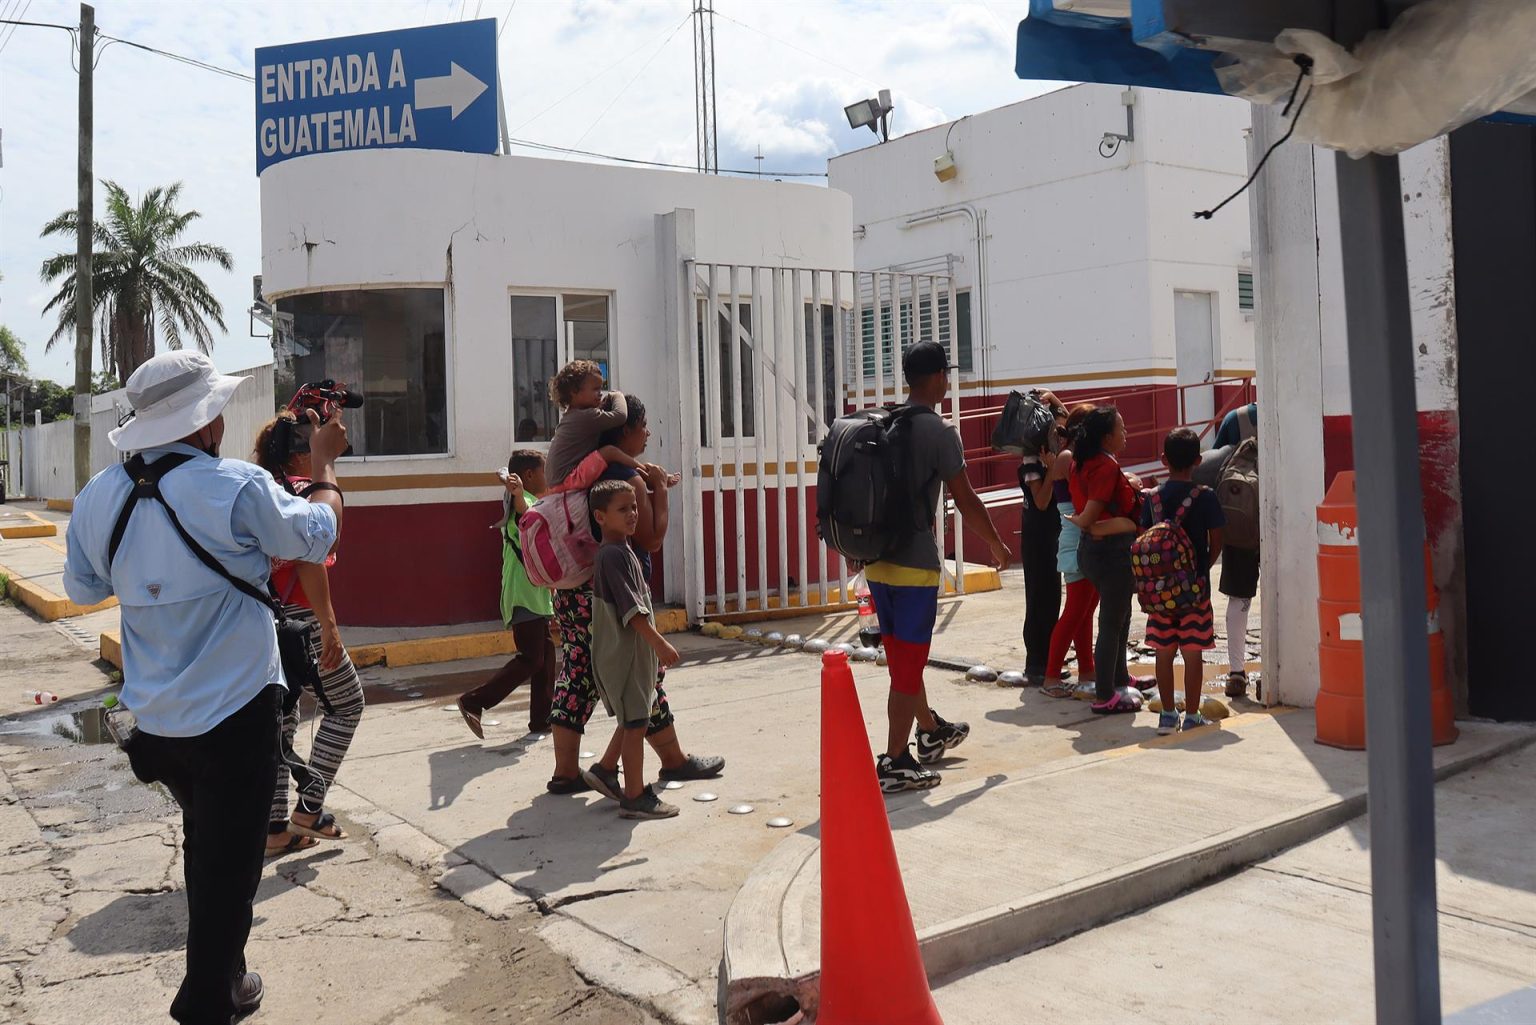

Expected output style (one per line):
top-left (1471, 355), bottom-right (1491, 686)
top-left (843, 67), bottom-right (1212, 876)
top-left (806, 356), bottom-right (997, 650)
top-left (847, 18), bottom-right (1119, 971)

top-left (107, 351), bottom-right (247, 453)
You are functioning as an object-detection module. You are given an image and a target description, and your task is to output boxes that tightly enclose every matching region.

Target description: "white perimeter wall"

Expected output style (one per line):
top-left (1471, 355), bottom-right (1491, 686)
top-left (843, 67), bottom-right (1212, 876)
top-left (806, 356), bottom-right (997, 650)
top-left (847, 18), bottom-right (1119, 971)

top-left (260, 150), bottom-right (852, 509)
top-left (3, 365), bottom-right (273, 501)
top-left (828, 84), bottom-right (1254, 393)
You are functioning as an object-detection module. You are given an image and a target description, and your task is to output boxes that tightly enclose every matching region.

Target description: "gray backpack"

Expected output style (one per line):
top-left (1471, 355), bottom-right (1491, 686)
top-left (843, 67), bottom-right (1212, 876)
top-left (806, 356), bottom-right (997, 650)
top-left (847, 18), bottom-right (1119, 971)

top-left (1218, 438), bottom-right (1260, 549)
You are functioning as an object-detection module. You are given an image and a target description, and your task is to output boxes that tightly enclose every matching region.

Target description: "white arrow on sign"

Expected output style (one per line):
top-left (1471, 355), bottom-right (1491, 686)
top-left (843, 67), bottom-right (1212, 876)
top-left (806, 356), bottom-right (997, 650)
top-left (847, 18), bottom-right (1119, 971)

top-left (414, 62), bottom-right (488, 120)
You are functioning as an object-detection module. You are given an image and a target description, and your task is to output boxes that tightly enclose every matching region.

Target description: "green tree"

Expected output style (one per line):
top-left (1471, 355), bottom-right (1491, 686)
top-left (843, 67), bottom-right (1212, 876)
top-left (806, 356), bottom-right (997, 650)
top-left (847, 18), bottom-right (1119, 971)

top-left (39, 180), bottom-right (233, 382)
top-left (0, 325), bottom-right (26, 377)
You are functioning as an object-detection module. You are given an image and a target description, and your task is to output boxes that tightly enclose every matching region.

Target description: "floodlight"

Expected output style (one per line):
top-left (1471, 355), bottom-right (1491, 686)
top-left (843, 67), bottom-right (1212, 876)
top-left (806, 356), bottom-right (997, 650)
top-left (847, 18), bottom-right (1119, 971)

top-left (845, 99), bottom-right (880, 131)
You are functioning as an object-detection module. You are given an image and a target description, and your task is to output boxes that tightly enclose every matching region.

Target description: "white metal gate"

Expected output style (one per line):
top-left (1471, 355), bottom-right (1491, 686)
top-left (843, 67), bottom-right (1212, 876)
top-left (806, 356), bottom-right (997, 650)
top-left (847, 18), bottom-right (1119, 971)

top-left (674, 263), bottom-right (966, 620)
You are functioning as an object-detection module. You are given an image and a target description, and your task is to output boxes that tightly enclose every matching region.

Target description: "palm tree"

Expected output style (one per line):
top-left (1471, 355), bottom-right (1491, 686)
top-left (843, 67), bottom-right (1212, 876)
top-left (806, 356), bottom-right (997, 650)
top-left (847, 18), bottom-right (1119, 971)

top-left (39, 181), bottom-right (233, 381)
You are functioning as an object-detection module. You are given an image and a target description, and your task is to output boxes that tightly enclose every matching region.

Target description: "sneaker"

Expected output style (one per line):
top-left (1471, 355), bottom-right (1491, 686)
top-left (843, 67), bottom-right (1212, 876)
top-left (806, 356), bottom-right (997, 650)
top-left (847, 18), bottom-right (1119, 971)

top-left (1225, 672), bottom-right (1249, 699)
top-left (1156, 710), bottom-right (1181, 735)
top-left (1182, 712), bottom-right (1215, 731)
top-left (915, 710), bottom-right (970, 764)
top-left (546, 775), bottom-right (591, 795)
top-left (234, 970), bottom-right (264, 1014)
top-left (581, 763), bottom-right (623, 802)
top-left (456, 697), bottom-right (484, 740)
top-left (658, 753), bottom-right (726, 781)
top-left (619, 784), bottom-right (680, 819)
top-left (877, 747), bottom-right (941, 793)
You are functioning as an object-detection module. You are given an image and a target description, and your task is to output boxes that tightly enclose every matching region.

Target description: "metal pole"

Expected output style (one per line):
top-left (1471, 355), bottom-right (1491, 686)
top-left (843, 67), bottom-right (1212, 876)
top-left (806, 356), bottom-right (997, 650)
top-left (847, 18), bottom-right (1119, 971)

top-left (1333, 149), bottom-right (1442, 1025)
top-left (72, 2), bottom-right (94, 494)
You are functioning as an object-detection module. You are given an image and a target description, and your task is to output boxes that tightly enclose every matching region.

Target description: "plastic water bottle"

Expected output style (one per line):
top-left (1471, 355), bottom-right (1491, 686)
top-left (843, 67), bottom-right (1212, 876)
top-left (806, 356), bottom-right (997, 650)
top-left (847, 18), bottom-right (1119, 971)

top-left (23, 690), bottom-right (59, 704)
top-left (853, 573), bottom-right (881, 650)
top-left (102, 694), bottom-right (138, 750)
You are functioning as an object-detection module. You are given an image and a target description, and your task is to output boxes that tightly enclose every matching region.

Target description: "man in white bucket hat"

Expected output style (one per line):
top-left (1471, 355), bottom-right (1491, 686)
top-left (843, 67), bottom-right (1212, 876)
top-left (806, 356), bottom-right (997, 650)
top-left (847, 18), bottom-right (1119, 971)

top-left (64, 351), bottom-right (348, 1025)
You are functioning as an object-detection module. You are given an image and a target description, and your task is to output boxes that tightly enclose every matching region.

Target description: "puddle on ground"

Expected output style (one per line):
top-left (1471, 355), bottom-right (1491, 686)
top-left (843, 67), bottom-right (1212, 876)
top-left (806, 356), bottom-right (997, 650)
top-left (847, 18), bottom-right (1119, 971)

top-left (0, 704), bottom-right (114, 745)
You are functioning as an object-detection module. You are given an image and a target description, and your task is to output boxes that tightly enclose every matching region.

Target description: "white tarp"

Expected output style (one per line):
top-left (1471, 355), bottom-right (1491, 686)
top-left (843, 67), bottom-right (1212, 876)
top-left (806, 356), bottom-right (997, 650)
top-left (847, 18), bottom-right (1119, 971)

top-left (1215, 0), bottom-right (1536, 157)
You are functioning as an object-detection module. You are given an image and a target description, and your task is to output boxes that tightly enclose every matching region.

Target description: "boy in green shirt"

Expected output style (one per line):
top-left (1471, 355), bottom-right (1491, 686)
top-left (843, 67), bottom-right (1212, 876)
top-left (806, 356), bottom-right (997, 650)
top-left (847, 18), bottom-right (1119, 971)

top-left (458, 450), bottom-right (557, 738)
top-left (582, 479), bottom-right (681, 819)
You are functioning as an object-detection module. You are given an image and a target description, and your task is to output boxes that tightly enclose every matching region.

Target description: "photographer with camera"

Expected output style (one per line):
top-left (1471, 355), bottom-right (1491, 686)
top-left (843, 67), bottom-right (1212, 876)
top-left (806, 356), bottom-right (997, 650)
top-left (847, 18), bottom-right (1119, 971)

top-left (64, 352), bottom-right (346, 1025)
top-left (254, 380), bottom-right (367, 857)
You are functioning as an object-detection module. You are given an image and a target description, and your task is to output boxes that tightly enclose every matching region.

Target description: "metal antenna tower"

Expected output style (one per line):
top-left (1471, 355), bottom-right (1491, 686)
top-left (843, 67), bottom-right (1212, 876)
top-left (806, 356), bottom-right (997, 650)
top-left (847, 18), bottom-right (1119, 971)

top-left (692, 1), bottom-right (717, 174)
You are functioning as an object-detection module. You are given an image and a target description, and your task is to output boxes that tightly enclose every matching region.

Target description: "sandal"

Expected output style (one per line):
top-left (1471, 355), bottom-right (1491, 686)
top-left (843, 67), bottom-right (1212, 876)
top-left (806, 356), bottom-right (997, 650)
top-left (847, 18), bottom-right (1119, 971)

top-left (265, 833), bottom-right (319, 858)
top-left (289, 811), bottom-right (347, 841)
top-left (546, 775), bottom-right (591, 795)
top-left (1040, 681), bottom-right (1075, 699)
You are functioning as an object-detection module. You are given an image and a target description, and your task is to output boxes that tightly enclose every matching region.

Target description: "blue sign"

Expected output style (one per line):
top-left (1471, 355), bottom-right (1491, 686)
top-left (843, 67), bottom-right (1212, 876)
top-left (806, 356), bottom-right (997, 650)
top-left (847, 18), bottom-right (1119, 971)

top-left (255, 19), bottom-right (498, 174)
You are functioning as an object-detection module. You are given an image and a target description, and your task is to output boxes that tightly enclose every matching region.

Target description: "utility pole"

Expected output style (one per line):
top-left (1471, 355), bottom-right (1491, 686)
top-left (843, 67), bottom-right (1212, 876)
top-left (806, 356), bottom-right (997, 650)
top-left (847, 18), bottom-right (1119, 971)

top-left (72, 2), bottom-right (94, 493)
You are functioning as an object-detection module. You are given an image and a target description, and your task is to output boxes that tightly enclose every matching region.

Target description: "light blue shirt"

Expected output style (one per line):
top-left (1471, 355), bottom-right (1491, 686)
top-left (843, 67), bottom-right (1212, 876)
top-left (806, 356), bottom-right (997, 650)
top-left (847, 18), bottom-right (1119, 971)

top-left (64, 443), bottom-right (338, 738)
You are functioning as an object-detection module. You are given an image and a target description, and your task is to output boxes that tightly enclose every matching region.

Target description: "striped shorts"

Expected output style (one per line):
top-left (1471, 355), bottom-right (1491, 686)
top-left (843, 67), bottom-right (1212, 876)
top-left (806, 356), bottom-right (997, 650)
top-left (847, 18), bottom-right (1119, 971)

top-left (1145, 594), bottom-right (1216, 651)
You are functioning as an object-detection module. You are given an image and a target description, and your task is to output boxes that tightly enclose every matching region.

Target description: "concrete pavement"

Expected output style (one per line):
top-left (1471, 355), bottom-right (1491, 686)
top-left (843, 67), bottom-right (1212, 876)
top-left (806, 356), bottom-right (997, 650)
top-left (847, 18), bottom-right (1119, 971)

top-left (0, 597), bottom-right (656, 1025)
top-left (933, 747), bottom-right (1536, 1024)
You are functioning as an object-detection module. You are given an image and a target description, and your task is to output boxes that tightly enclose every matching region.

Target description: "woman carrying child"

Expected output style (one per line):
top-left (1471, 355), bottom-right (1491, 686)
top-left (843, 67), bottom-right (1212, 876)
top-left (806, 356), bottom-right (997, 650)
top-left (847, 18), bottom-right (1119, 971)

top-left (253, 411), bottom-right (366, 856)
top-left (1066, 407), bottom-right (1144, 715)
top-left (537, 372), bottom-right (724, 793)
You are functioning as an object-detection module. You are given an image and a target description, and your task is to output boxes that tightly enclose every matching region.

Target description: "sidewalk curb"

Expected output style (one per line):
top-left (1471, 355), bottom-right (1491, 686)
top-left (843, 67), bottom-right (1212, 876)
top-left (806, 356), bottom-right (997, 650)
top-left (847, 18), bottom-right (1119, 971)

top-left (324, 781), bottom-right (713, 1025)
top-left (347, 609), bottom-right (691, 669)
top-left (718, 724), bottom-right (1536, 1025)
top-left (0, 560), bottom-right (117, 622)
top-left (0, 511), bottom-right (58, 539)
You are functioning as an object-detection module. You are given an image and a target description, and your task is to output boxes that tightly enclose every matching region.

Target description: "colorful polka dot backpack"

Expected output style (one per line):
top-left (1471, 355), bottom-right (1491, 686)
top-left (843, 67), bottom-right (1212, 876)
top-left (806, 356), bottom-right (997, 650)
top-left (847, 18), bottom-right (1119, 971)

top-left (1131, 487), bottom-right (1208, 615)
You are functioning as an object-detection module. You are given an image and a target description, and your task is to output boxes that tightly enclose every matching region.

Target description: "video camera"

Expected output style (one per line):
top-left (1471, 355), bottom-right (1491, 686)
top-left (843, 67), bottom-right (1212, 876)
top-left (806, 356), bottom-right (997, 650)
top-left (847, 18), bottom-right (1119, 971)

top-left (271, 380), bottom-right (364, 459)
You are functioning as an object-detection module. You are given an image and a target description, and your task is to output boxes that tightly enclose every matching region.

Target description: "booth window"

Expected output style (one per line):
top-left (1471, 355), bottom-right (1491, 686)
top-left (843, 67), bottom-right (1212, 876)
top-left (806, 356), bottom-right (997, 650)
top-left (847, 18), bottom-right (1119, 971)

top-left (274, 288), bottom-right (448, 456)
top-left (512, 293), bottom-right (612, 443)
top-left (860, 291), bottom-right (971, 378)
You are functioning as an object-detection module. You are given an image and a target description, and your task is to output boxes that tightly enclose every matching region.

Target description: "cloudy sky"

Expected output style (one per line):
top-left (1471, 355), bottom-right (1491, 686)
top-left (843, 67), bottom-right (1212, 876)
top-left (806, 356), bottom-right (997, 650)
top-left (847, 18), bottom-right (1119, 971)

top-left (0, 0), bottom-right (1053, 387)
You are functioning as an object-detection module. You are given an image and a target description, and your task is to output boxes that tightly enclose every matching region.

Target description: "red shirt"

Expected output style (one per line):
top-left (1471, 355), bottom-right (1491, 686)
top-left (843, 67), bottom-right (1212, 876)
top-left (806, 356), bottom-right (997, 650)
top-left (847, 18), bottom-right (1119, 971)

top-left (269, 475), bottom-right (337, 609)
top-left (1069, 453), bottom-right (1139, 522)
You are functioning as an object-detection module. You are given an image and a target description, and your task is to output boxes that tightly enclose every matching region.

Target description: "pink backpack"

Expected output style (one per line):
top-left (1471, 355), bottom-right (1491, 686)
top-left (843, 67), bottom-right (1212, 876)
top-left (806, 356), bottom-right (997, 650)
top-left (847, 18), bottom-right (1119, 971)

top-left (519, 491), bottom-right (598, 590)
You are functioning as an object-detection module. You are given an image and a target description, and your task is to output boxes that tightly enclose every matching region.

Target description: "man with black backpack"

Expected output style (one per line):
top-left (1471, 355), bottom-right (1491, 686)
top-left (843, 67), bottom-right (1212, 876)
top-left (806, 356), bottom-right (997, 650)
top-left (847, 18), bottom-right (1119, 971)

top-left (822, 341), bottom-right (1011, 792)
top-left (63, 351), bottom-right (347, 1025)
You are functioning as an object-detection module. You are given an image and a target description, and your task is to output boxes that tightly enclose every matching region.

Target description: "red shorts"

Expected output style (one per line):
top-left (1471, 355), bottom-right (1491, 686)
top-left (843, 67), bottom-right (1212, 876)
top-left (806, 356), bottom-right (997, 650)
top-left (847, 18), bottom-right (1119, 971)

top-left (1145, 595), bottom-right (1215, 651)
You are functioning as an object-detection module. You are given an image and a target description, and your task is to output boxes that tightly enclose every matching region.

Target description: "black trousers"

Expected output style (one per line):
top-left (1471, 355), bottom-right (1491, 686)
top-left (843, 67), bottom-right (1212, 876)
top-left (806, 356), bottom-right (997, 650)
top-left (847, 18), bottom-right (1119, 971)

top-left (128, 686), bottom-right (282, 1025)
top-left (1078, 534), bottom-right (1135, 701)
top-left (1021, 511), bottom-right (1062, 676)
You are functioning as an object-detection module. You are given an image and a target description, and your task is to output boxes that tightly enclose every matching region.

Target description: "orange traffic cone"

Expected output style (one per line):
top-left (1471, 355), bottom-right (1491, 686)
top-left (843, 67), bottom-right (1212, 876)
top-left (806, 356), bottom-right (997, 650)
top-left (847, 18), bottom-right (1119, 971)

top-left (817, 649), bottom-right (943, 1025)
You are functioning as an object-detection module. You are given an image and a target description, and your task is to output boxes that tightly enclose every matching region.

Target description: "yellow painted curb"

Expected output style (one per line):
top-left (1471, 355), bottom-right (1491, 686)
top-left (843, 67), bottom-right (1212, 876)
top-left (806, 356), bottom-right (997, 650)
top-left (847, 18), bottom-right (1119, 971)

top-left (0, 562), bottom-right (116, 621)
top-left (0, 512), bottom-right (58, 539)
top-left (46, 499), bottom-right (74, 512)
top-left (100, 630), bottom-right (123, 670)
top-left (705, 564), bottom-right (1002, 624)
top-left (346, 608), bottom-right (691, 670)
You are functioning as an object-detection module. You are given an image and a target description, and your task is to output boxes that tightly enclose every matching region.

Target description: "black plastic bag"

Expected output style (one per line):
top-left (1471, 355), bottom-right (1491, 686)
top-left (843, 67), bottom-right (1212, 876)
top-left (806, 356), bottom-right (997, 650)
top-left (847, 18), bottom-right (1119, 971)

top-left (991, 390), bottom-right (1055, 455)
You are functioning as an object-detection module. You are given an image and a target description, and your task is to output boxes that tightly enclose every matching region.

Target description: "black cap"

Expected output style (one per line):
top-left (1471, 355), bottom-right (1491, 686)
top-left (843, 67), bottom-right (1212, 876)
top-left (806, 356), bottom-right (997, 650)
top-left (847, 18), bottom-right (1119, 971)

top-left (902, 340), bottom-right (954, 379)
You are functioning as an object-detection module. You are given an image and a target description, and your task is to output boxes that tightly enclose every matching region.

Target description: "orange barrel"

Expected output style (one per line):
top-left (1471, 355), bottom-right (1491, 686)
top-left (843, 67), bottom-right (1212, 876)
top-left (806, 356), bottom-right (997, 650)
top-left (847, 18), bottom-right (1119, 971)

top-left (1315, 472), bottom-right (1458, 749)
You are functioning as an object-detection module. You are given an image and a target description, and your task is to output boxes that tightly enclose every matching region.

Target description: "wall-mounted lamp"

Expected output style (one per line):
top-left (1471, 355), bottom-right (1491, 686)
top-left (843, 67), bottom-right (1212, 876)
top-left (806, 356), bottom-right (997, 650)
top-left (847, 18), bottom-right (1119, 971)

top-left (1099, 88), bottom-right (1136, 159)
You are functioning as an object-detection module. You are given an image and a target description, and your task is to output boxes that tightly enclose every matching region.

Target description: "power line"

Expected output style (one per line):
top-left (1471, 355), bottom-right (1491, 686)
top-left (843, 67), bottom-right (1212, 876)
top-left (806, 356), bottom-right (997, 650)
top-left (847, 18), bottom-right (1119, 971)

top-left (571, 12), bottom-right (688, 149)
top-left (99, 33), bottom-right (254, 82)
top-left (712, 9), bottom-right (883, 90)
top-left (505, 134), bottom-right (825, 177)
top-left (509, 11), bottom-right (690, 135)
top-left (0, 0), bottom-right (32, 55)
top-left (497, 0), bottom-right (516, 41)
